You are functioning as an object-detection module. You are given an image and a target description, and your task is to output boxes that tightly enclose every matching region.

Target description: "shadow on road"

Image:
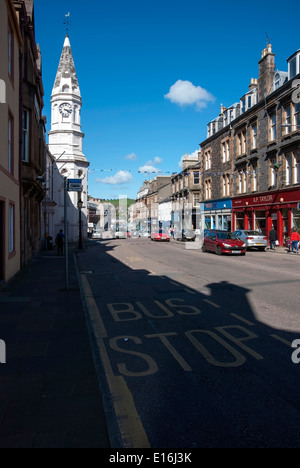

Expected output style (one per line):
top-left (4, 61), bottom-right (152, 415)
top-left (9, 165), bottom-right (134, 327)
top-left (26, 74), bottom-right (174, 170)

top-left (77, 240), bottom-right (300, 448)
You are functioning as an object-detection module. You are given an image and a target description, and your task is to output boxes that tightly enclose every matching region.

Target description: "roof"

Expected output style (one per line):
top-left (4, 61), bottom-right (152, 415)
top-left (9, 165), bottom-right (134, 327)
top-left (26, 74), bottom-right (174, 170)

top-left (52, 35), bottom-right (81, 96)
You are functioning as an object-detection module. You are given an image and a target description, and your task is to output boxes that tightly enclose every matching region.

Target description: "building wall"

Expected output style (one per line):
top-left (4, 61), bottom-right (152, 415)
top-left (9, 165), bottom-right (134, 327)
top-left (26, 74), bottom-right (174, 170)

top-left (199, 44), bottom-right (300, 244)
top-left (14, 0), bottom-right (46, 264)
top-left (0, 0), bottom-right (22, 282)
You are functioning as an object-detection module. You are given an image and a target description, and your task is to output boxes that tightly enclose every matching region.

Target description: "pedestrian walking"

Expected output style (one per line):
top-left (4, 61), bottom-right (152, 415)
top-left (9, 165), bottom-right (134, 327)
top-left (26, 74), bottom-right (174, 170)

top-left (56, 229), bottom-right (64, 256)
top-left (269, 225), bottom-right (278, 250)
top-left (291, 228), bottom-right (300, 254)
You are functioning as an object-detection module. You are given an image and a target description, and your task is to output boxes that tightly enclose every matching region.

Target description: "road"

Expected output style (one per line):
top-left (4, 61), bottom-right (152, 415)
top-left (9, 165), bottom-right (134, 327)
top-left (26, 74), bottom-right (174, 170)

top-left (76, 238), bottom-right (300, 448)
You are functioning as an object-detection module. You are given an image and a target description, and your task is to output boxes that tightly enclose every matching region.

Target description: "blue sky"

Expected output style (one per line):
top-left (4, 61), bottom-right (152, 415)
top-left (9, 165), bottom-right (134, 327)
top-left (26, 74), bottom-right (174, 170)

top-left (35, 0), bottom-right (300, 199)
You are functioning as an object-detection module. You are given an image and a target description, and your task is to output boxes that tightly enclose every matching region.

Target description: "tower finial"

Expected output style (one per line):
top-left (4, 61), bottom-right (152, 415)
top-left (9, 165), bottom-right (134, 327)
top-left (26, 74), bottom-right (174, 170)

top-left (64, 12), bottom-right (71, 35)
top-left (266, 32), bottom-right (271, 46)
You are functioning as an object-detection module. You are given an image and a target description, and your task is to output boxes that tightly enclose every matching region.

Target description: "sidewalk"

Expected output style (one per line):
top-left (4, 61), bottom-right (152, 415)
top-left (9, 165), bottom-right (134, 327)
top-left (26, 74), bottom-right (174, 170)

top-left (0, 247), bottom-right (111, 448)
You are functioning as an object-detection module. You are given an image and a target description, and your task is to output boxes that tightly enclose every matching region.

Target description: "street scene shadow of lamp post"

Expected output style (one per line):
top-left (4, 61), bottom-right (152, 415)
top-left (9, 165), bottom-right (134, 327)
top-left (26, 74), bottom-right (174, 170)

top-left (77, 199), bottom-right (83, 249)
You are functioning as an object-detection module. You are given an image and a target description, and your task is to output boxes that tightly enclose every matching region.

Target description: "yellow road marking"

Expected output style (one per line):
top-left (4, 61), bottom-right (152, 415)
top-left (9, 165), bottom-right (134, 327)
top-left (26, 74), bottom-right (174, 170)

top-left (80, 273), bottom-right (150, 448)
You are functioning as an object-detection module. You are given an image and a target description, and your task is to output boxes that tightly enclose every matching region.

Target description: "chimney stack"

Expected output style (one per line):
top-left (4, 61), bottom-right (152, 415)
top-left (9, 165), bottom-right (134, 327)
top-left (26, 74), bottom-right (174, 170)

top-left (258, 43), bottom-right (275, 101)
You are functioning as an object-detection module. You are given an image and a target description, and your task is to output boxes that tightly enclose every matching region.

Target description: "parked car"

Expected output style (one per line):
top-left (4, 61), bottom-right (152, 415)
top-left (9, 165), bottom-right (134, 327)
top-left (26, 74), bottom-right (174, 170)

top-left (202, 230), bottom-right (247, 256)
top-left (115, 229), bottom-right (127, 239)
top-left (175, 229), bottom-right (196, 242)
top-left (151, 230), bottom-right (170, 242)
top-left (131, 230), bottom-right (150, 238)
top-left (92, 229), bottom-right (103, 239)
top-left (232, 230), bottom-right (268, 251)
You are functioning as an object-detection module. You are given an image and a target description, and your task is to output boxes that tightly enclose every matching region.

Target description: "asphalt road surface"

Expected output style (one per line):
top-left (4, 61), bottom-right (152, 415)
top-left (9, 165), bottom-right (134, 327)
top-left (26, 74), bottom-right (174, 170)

top-left (76, 238), bottom-right (300, 448)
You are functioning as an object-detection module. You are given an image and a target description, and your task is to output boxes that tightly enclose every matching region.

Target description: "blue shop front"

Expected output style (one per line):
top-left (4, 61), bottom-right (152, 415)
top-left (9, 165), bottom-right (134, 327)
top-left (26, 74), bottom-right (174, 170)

top-left (201, 198), bottom-right (232, 232)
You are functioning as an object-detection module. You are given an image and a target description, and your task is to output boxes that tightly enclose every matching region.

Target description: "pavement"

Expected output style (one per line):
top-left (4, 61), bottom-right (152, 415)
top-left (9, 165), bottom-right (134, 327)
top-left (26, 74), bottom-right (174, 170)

top-left (0, 246), bottom-right (111, 448)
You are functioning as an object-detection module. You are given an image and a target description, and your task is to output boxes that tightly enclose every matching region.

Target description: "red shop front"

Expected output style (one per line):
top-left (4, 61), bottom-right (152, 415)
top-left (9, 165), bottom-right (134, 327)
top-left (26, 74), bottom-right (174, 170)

top-left (232, 187), bottom-right (300, 246)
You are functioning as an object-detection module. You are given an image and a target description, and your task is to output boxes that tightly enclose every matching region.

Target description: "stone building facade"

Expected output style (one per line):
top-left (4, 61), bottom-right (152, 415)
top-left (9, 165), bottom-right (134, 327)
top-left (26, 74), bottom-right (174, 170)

top-left (0, 0), bottom-right (22, 283)
top-left (171, 152), bottom-right (202, 230)
top-left (200, 43), bottom-right (300, 244)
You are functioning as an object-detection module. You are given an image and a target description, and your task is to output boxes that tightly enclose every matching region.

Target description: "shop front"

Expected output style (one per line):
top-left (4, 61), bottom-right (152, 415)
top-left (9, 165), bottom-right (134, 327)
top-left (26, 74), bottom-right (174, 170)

top-left (202, 199), bottom-right (232, 232)
top-left (232, 188), bottom-right (300, 246)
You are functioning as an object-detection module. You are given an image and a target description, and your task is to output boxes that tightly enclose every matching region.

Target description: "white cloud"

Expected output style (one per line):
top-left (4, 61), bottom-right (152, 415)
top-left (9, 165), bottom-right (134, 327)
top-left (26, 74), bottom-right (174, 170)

top-left (125, 153), bottom-right (138, 161)
top-left (138, 164), bottom-right (162, 173)
top-left (138, 157), bottom-right (163, 173)
top-left (178, 150), bottom-right (199, 169)
top-left (165, 80), bottom-right (215, 109)
top-left (96, 170), bottom-right (133, 185)
top-left (153, 156), bottom-right (163, 165)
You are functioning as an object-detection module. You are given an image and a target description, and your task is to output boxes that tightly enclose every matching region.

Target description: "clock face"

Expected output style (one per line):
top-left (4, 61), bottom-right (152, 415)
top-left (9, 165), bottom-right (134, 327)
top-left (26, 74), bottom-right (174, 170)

top-left (59, 102), bottom-right (72, 117)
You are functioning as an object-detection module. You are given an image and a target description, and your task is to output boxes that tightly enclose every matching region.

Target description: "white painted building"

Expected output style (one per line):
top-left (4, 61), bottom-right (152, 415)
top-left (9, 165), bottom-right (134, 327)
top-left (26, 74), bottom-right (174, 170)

top-left (48, 35), bottom-right (89, 243)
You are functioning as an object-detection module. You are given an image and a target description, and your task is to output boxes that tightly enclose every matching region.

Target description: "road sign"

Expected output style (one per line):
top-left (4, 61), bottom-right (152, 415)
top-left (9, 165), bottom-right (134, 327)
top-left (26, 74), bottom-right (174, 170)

top-left (68, 179), bottom-right (82, 192)
top-left (298, 202), bottom-right (300, 211)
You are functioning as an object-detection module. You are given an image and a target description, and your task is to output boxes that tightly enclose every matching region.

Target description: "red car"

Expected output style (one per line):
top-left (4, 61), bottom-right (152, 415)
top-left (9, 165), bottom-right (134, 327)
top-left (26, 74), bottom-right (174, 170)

top-left (202, 230), bottom-right (246, 256)
top-left (151, 230), bottom-right (170, 242)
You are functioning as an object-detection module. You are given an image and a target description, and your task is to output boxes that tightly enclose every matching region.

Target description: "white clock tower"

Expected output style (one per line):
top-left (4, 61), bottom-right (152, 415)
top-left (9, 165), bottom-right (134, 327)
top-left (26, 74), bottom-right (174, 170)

top-left (48, 34), bottom-right (89, 243)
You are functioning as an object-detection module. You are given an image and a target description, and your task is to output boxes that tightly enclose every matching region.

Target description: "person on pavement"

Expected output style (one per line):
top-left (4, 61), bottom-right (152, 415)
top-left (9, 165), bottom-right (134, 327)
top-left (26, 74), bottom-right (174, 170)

top-left (290, 228), bottom-right (300, 254)
top-left (56, 229), bottom-right (64, 256)
top-left (269, 226), bottom-right (278, 251)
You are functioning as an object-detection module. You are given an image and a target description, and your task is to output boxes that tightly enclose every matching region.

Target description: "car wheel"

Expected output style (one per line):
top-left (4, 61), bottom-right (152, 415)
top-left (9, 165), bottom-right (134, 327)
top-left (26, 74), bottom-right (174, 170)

top-left (216, 246), bottom-right (222, 256)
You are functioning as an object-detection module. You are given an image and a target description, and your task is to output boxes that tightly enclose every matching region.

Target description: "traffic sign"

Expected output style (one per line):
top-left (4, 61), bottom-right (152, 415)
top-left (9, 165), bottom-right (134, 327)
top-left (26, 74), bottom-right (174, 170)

top-left (298, 202), bottom-right (300, 211)
top-left (68, 179), bottom-right (82, 192)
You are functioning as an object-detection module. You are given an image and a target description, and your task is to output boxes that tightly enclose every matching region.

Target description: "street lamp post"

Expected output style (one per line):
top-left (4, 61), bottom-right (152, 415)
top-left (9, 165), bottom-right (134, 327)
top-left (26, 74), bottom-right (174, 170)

top-left (77, 199), bottom-right (83, 249)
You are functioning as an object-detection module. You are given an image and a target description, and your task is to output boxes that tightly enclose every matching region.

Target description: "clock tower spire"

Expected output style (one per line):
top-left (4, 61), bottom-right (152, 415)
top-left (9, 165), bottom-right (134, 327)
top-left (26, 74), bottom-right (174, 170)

top-left (48, 34), bottom-right (89, 243)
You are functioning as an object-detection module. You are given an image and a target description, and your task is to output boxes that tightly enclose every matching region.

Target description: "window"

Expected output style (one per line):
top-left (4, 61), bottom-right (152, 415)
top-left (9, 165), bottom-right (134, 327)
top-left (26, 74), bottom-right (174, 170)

top-left (243, 131), bottom-right (246, 154)
top-left (238, 134), bottom-right (242, 156)
top-left (286, 154), bottom-right (292, 185)
top-left (221, 140), bottom-right (230, 163)
top-left (252, 124), bottom-right (257, 149)
top-left (8, 113), bottom-right (13, 174)
top-left (193, 171), bottom-right (200, 185)
top-left (270, 160), bottom-right (278, 187)
top-left (293, 103), bottom-right (300, 130)
top-left (226, 141), bottom-right (230, 161)
top-left (224, 112), bottom-right (228, 127)
top-left (8, 21), bottom-right (14, 80)
top-left (205, 180), bottom-right (212, 200)
top-left (270, 114), bottom-right (276, 141)
top-left (22, 110), bottom-right (30, 162)
top-left (204, 150), bottom-right (211, 170)
top-left (241, 98), bottom-right (246, 114)
top-left (9, 204), bottom-right (14, 254)
top-left (289, 56), bottom-right (297, 79)
top-left (193, 193), bottom-right (200, 207)
top-left (285, 153), bottom-right (300, 185)
top-left (252, 166), bottom-right (258, 192)
top-left (237, 131), bottom-right (246, 156)
top-left (274, 74), bottom-right (281, 90)
top-left (222, 174), bottom-right (230, 197)
top-left (248, 95), bottom-right (252, 109)
top-left (222, 142), bottom-right (226, 163)
top-left (283, 105), bottom-right (291, 135)
top-left (238, 170), bottom-right (247, 194)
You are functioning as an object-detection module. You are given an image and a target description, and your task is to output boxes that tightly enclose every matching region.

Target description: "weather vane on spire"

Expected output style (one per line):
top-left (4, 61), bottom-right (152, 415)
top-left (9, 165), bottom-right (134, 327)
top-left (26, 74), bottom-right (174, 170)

top-left (64, 12), bottom-right (71, 35)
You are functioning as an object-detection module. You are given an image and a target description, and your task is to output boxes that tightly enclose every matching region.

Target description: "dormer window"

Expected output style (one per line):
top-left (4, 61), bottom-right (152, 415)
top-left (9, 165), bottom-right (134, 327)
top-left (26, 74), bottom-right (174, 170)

top-left (287, 51), bottom-right (300, 80)
top-left (290, 56), bottom-right (297, 78)
top-left (241, 97), bottom-right (246, 114)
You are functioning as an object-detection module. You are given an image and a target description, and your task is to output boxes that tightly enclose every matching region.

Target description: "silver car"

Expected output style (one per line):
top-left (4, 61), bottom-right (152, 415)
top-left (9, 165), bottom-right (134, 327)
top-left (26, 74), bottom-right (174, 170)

top-left (232, 230), bottom-right (268, 251)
